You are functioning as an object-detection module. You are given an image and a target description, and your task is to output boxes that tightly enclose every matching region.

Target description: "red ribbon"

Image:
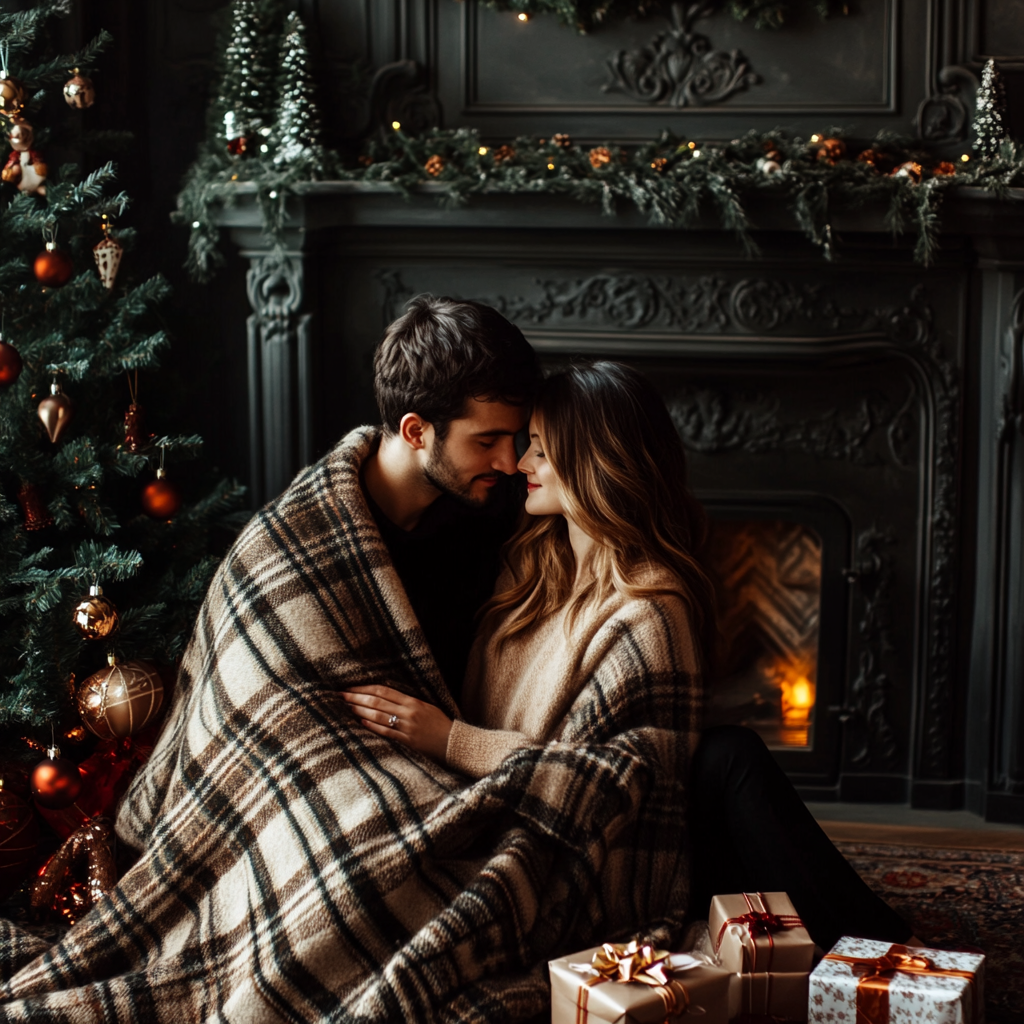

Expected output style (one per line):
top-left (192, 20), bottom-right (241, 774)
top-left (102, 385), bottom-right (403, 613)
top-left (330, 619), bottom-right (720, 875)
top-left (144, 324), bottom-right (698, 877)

top-left (824, 944), bottom-right (979, 1024)
top-left (715, 892), bottom-right (804, 973)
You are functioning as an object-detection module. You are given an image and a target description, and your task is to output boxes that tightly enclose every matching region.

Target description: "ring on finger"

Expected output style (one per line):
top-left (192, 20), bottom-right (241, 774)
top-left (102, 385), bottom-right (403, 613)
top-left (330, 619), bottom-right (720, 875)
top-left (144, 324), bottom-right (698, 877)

top-left (387, 714), bottom-right (399, 728)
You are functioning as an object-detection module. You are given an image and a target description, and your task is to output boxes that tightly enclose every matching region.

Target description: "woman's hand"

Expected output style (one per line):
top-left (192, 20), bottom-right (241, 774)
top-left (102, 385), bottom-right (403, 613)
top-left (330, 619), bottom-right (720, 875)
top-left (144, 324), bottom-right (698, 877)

top-left (341, 685), bottom-right (453, 763)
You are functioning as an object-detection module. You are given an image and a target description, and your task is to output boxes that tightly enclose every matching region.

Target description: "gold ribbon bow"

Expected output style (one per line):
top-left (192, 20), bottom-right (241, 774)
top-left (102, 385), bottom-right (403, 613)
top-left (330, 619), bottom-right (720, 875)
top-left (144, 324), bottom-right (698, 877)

top-left (577, 941), bottom-right (689, 1021)
top-left (824, 944), bottom-right (979, 1024)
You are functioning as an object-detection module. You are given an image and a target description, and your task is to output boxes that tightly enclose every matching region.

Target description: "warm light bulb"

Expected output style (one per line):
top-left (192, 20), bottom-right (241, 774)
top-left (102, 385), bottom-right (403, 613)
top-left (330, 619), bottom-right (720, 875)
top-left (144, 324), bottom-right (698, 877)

top-left (517, 12), bottom-right (529, 21)
top-left (688, 141), bottom-right (696, 149)
top-left (478, 146), bottom-right (489, 155)
top-left (391, 120), bottom-right (401, 130)
top-left (810, 134), bottom-right (821, 143)
top-left (547, 162), bottom-right (555, 170)
top-left (692, 149), bottom-right (701, 158)
top-left (960, 153), bottom-right (970, 162)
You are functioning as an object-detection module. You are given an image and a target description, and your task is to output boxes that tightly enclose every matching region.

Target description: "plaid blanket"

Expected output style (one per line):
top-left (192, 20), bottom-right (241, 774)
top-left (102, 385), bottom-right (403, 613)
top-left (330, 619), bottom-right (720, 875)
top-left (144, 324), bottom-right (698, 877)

top-left (0, 426), bottom-right (702, 1023)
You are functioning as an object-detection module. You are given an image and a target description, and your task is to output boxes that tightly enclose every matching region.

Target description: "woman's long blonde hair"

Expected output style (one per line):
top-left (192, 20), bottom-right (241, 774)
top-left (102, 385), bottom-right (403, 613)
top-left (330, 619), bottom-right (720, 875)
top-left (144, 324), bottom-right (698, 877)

top-left (480, 361), bottom-right (716, 665)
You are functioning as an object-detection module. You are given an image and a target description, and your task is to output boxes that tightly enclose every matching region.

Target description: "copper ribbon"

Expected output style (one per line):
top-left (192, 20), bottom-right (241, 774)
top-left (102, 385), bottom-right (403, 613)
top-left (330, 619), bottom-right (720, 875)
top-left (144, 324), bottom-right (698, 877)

top-left (824, 944), bottom-right (979, 1024)
top-left (575, 941), bottom-right (689, 1024)
top-left (715, 891), bottom-right (804, 974)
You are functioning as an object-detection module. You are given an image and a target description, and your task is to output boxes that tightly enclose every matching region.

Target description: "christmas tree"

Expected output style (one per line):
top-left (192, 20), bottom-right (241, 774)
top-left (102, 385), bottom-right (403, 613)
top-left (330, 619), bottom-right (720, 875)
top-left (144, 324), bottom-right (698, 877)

top-left (973, 58), bottom-right (1009, 161)
top-left (0, 6), bottom-right (244, 760)
top-left (271, 11), bottom-right (327, 170)
top-left (217, 0), bottom-right (273, 154)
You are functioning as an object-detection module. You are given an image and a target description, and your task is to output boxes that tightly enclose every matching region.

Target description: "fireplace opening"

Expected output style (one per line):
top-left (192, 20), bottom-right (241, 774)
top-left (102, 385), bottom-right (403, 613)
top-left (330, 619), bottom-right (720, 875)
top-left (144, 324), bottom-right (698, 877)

top-left (700, 498), bottom-right (850, 788)
top-left (704, 519), bottom-right (822, 750)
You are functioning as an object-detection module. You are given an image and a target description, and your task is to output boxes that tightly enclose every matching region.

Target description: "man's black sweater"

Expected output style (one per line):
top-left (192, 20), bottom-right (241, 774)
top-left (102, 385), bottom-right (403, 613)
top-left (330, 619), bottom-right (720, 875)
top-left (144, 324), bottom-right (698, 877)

top-left (364, 475), bottom-right (522, 706)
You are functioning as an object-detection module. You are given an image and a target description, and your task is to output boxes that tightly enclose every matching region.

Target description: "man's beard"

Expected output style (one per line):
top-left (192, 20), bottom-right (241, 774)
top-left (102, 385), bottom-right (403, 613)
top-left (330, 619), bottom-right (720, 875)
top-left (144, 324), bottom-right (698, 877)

top-left (423, 438), bottom-right (495, 508)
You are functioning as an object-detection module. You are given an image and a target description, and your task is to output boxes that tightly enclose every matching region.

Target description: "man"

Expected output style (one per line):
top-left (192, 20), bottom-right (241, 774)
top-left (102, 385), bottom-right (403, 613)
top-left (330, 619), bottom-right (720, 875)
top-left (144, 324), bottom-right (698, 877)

top-left (359, 295), bottom-right (538, 706)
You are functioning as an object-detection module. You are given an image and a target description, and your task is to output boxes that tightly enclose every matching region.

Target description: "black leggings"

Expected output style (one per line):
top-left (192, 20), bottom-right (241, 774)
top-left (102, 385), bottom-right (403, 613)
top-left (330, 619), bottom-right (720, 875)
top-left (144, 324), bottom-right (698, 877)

top-left (688, 725), bottom-right (912, 952)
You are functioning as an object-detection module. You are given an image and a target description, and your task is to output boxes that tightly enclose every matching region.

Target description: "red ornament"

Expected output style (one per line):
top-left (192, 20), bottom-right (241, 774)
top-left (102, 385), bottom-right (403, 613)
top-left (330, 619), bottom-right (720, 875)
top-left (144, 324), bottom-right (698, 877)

top-left (124, 402), bottom-right (146, 452)
top-left (37, 379), bottom-right (74, 443)
top-left (17, 481), bottom-right (53, 531)
top-left (141, 468), bottom-right (182, 519)
top-left (226, 136), bottom-right (249, 156)
top-left (30, 747), bottom-right (83, 810)
top-left (0, 336), bottom-right (23, 386)
top-left (0, 778), bottom-right (39, 900)
top-left (34, 243), bottom-right (73, 287)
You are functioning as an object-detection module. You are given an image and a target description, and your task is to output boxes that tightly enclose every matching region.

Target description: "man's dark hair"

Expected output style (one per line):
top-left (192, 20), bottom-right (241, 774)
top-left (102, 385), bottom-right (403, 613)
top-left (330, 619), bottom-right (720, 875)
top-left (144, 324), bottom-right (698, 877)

top-left (374, 295), bottom-right (540, 437)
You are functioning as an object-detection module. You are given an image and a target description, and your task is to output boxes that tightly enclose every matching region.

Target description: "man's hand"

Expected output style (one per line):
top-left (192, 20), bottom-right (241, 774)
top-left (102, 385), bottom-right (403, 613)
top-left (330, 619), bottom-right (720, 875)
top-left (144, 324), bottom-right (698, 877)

top-left (341, 685), bottom-right (453, 763)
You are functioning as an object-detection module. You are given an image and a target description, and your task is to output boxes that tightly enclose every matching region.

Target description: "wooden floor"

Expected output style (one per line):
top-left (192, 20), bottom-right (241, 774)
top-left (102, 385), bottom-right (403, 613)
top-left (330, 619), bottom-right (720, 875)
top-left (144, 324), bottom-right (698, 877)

top-left (808, 802), bottom-right (1024, 851)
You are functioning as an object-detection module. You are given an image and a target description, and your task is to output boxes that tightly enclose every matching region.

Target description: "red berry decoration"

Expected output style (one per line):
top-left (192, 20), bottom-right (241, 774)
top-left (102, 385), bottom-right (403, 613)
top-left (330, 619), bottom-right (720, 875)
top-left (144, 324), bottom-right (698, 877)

top-left (141, 468), bottom-right (182, 519)
top-left (34, 242), bottom-right (73, 287)
top-left (0, 777), bottom-right (39, 900)
top-left (30, 747), bottom-right (83, 810)
top-left (226, 136), bottom-right (249, 156)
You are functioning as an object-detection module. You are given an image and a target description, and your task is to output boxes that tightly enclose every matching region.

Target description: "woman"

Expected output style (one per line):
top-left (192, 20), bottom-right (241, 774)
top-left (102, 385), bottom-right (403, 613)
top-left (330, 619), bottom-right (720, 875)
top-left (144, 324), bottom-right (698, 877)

top-left (344, 360), bottom-right (915, 953)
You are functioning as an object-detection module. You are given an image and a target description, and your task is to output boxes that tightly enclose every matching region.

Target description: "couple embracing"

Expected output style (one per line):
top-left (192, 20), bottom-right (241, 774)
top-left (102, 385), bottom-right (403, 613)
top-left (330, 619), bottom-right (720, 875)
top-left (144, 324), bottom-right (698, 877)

top-left (0, 298), bottom-right (911, 1022)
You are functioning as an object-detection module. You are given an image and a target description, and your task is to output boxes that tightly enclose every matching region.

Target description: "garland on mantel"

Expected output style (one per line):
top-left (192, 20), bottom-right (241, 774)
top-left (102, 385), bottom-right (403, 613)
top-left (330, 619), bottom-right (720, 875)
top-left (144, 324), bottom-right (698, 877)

top-left (478, 0), bottom-right (837, 32)
top-left (179, 126), bottom-right (1024, 280)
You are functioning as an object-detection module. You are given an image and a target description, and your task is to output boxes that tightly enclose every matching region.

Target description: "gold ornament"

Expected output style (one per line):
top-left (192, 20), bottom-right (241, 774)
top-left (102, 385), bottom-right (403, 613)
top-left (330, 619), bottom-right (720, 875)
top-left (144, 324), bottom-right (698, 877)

top-left (424, 154), bottom-right (446, 177)
top-left (0, 75), bottom-right (24, 119)
top-left (72, 583), bottom-right (119, 640)
top-left (29, 817), bottom-right (116, 925)
top-left (815, 137), bottom-right (846, 164)
top-left (588, 146), bottom-right (612, 168)
top-left (62, 68), bottom-right (95, 109)
top-left (493, 145), bottom-right (515, 163)
top-left (552, 133), bottom-right (572, 148)
top-left (37, 379), bottom-right (74, 443)
top-left (76, 655), bottom-right (164, 740)
top-left (93, 217), bottom-right (123, 290)
top-left (892, 160), bottom-right (923, 183)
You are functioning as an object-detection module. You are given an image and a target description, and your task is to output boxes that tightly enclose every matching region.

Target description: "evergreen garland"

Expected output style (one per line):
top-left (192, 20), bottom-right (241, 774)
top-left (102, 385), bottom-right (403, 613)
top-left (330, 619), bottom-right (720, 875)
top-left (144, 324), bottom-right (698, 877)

top-left (477, 0), bottom-right (836, 32)
top-left (180, 123), bottom-right (1024, 280)
top-left (0, 2), bottom-right (246, 735)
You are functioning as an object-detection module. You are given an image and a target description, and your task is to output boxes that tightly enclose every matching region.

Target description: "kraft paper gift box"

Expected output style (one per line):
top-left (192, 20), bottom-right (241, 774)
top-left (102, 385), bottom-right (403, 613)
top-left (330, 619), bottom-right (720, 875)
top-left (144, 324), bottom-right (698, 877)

top-left (708, 892), bottom-right (814, 976)
top-left (549, 944), bottom-right (733, 1024)
top-left (808, 937), bottom-right (985, 1024)
top-left (735, 970), bottom-right (810, 1021)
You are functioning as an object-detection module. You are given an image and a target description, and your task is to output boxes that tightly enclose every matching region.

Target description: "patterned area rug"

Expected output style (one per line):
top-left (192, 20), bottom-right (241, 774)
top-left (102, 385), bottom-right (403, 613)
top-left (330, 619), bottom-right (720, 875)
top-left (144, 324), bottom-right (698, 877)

top-left (835, 839), bottom-right (1024, 1023)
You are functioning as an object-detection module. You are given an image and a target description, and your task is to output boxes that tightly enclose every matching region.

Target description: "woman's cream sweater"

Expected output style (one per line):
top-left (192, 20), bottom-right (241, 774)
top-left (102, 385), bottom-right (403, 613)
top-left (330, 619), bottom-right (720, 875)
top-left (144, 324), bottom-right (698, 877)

top-left (445, 566), bottom-right (700, 778)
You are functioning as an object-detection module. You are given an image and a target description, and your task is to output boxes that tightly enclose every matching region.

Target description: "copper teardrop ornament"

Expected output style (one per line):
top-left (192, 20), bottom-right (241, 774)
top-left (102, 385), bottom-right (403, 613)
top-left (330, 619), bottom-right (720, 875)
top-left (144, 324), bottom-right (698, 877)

top-left (37, 380), bottom-right (74, 443)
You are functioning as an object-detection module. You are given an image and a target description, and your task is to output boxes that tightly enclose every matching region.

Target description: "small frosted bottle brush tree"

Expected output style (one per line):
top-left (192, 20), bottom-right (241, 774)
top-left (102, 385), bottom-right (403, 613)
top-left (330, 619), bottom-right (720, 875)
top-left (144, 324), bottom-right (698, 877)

top-left (973, 58), bottom-right (1009, 161)
top-left (0, 1), bottom-right (245, 753)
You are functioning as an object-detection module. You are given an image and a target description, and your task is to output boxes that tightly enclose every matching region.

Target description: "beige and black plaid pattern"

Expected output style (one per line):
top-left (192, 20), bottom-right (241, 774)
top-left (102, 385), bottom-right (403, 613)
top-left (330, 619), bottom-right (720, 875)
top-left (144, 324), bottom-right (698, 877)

top-left (0, 427), bottom-right (702, 1023)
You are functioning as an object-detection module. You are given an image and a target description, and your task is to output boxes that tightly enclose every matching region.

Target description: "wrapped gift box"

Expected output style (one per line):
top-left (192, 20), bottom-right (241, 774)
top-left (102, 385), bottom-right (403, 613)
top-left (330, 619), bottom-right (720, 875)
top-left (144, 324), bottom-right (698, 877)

top-left (736, 970), bottom-right (809, 1020)
top-left (808, 937), bottom-right (985, 1024)
top-left (709, 892), bottom-right (814, 975)
top-left (549, 944), bottom-right (733, 1024)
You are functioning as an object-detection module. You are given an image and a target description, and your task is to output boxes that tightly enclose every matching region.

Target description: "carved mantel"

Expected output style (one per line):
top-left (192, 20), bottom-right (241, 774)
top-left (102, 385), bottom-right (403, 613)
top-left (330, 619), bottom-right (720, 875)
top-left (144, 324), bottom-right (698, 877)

top-left (209, 181), bottom-right (1024, 823)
